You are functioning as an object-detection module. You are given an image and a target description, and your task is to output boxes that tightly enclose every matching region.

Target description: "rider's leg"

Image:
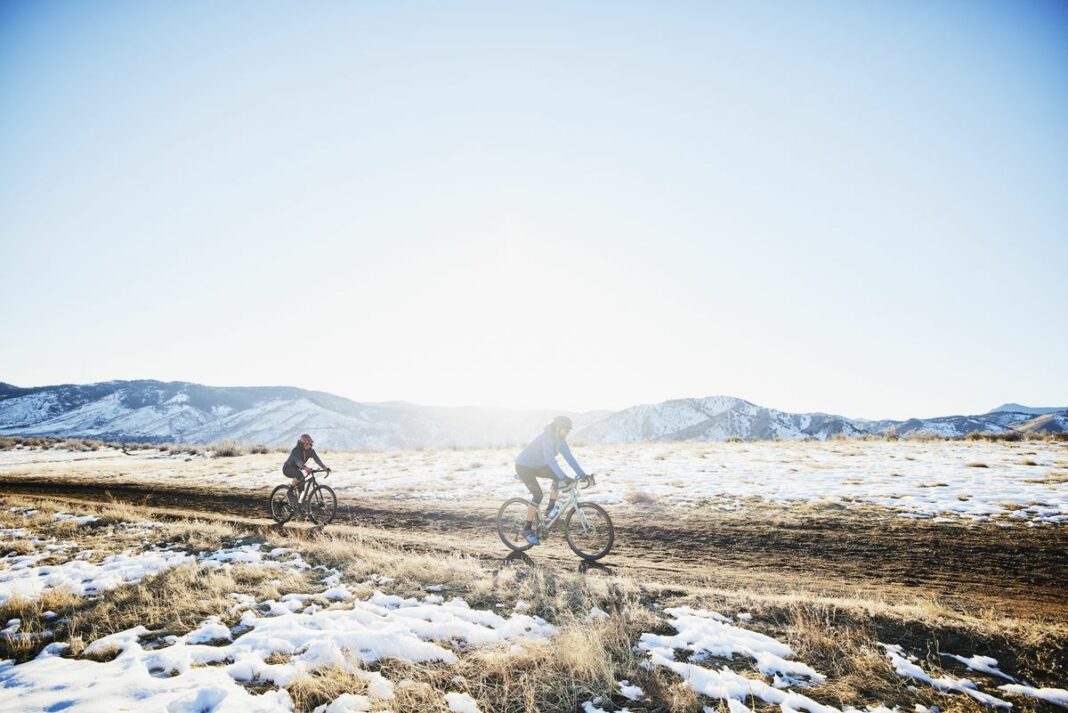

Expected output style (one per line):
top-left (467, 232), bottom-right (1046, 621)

top-left (519, 467), bottom-right (542, 523)
top-left (546, 482), bottom-right (561, 517)
top-left (283, 465), bottom-right (304, 508)
top-left (516, 466), bottom-right (543, 531)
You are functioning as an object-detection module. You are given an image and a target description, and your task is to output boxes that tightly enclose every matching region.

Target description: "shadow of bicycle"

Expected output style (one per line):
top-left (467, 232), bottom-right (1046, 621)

top-left (268, 522), bottom-right (328, 539)
top-left (577, 560), bottom-right (615, 576)
top-left (501, 550), bottom-right (536, 567)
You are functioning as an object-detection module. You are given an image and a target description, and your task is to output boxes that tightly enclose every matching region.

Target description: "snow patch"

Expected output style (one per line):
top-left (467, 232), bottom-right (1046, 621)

top-left (997, 684), bottom-right (1068, 707)
top-left (882, 644), bottom-right (1011, 708)
top-left (445, 691), bottom-right (481, 713)
top-left (639, 607), bottom-right (832, 712)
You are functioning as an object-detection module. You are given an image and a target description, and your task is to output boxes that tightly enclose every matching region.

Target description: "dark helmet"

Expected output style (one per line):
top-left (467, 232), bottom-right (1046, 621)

top-left (552, 415), bottom-right (573, 431)
top-left (299, 433), bottom-right (314, 447)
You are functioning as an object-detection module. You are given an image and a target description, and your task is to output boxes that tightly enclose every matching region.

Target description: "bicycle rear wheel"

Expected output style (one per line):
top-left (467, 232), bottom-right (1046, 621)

top-left (564, 503), bottom-right (614, 560)
top-left (497, 498), bottom-right (535, 552)
top-left (270, 485), bottom-right (294, 524)
top-left (308, 484), bottom-right (337, 525)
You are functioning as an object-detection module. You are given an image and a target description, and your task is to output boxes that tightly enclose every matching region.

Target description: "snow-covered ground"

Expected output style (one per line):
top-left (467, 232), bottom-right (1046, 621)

top-left (0, 517), bottom-right (556, 712)
top-left (0, 509), bottom-right (312, 607)
top-left (3, 440), bottom-right (1065, 524)
top-left (0, 588), bottom-right (556, 712)
top-left (1, 506), bottom-right (1064, 713)
top-left (638, 608), bottom-right (1068, 713)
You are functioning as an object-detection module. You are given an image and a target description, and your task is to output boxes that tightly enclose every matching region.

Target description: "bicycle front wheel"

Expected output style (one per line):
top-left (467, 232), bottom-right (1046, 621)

top-left (269, 485), bottom-right (294, 524)
top-left (497, 498), bottom-right (535, 552)
top-left (308, 484), bottom-right (338, 525)
top-left (564, 503), bottom-right (614, 560)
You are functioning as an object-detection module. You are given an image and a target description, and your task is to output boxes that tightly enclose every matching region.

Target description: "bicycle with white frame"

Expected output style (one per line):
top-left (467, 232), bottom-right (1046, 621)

top-left (497, 475), bottom-right (614, 560)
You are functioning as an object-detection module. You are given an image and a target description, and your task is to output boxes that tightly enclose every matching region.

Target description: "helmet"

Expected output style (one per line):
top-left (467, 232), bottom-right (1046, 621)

top-left (299, 433), bottom-right (314, 447)
top-left (552, 416), bottom-right (573, 431)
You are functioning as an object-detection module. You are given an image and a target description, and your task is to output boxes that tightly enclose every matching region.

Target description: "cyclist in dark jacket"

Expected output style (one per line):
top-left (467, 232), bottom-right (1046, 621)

top-left (283, 433), bottom-right (330, 506)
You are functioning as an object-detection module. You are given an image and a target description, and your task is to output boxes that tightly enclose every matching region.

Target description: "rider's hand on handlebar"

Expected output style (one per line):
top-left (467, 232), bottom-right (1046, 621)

top-left (303, 466), bottom-right (313, 475)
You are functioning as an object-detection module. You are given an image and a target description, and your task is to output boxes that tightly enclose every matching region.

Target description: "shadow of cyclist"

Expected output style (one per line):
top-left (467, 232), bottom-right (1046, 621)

top-left (578, 560), bottom-right (615, 576)
top-left (267, 522), bottom-right (328, 539)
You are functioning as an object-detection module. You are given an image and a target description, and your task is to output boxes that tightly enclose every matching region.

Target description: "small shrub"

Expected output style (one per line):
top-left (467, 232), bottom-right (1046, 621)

top-left (211, 440), bottom-right (246, 458)
top-left (625, 490), bottom-right (658, 506)
top-left (964, 430), bottom-right (1023, 442)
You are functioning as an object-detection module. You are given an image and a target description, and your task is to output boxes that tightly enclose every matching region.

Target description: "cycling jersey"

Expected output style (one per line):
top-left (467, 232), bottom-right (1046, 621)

top-left (516, 425), bottom-right (587, 480)
top-left (284, 444), bottom-right (326, 473)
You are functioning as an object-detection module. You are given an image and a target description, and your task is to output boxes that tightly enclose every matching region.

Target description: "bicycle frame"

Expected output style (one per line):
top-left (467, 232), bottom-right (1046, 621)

top-left (536, 479), bottom-right (594, 538)
top-left (296, 469), bottom-right (328, 507)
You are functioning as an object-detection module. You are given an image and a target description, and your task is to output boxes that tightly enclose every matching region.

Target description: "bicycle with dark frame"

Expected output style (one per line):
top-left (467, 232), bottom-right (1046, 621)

top-left (269, 468), bottom-right (337, 525)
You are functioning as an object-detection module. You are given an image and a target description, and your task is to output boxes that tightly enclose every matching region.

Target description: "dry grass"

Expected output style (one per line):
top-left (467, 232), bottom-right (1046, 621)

top-left (0, 436), bottom-right (56, 449)
top-left (0, 588), bottom-right (85, 660)
top-left (368, 609), bottom-right (657, 713)
top-left (0, 435), bottom-right (160, 452)
top-left (964, 431), bottom-right (1025, 442)
top-left (0, 494), bottom-right (234, 554)
top-left (644, 587), bottom-right (1068, 713)
top-left (62, 563), bottom-right (313, 660)
top-left (1023, 471), bottom-right (1068, 485)
top-left (287, 666), bottom-right (373, 711)
top-left (160, 442), bottom-right (207, 456)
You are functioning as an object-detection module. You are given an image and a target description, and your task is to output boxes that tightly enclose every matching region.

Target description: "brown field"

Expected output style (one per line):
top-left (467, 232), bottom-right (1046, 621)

top-left (1, 449), bottom-right (1066, 713)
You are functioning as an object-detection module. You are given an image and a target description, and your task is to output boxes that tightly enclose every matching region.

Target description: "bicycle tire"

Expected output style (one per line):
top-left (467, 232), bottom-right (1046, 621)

top-left (564, 502), bottom-right (614, 560)
top-left (308, 484), bottom-right (338, 526)
top-left (497, 497), bottom-right (535, 552)
top-left (269, 484), bottom-right (294, 524)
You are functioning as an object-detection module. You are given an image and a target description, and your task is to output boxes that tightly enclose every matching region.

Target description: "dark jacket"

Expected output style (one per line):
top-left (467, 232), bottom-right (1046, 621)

top-left (284, 444), bottom-right (326, 472)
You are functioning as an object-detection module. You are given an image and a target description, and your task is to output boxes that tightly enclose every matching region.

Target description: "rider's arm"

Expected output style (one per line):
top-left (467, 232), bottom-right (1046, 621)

top-left (309, 448), bottom-right (327, 470)
top-left (559, 440), bottom-right (587, 478)
top-left (541, 435), bottom-right (568, 480)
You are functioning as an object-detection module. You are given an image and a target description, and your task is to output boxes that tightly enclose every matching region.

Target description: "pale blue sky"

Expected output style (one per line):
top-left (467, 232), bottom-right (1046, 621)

top-left (2, 1), bottom-right (1066, 419)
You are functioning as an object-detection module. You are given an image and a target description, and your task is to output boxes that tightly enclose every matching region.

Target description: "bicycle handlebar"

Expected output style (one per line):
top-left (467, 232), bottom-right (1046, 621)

top-left (560, 475), bottom-right (596, 491)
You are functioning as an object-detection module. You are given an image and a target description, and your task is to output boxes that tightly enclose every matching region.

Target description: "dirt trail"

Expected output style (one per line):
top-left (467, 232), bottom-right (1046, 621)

top-left (5, 477), bottom-right (1066, 621)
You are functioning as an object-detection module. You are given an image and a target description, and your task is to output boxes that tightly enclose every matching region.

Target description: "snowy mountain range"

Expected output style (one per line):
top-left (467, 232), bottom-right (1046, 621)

top-left (574, 396), bottom-right (867, 442)
top-left (0, 381), bottom-right (606, 450)
top-left (0, 380), bottom-right (1064, 448)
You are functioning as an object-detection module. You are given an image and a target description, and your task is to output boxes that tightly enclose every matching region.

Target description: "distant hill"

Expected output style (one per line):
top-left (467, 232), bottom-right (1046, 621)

top-left (987, 403), bottom-right (1068, 416)
top-left (1, 379), bottom-right (1064, 448)
top-left (858, 410), bottom-right (1040, 438)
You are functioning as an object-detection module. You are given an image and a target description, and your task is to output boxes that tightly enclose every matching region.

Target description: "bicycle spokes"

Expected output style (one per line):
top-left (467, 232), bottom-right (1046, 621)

top-left (564, 503), bottom-right (613, 560)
